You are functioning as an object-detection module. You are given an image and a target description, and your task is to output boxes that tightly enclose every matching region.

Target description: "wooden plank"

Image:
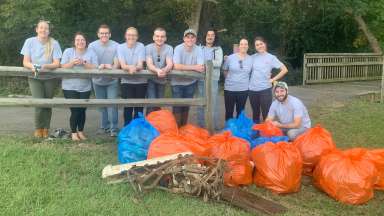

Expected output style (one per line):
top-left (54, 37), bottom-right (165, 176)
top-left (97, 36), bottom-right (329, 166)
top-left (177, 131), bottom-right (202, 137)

top-left (221, 187), bottom-right (288, 215)
top-left (0, 66), bottom-right (205, 79)
top-left (381, 57), bottom-right (384, 103)
top-left (204, 61), bottom-right (214, 133)
top-left (0, 98), bottom-right (205, 107)
top-left (302, 54), bottom-right (307, 85)
top-left (305, 53), bottom-right (382, 56)
top-left (102, 152), bottom-right (192, 180)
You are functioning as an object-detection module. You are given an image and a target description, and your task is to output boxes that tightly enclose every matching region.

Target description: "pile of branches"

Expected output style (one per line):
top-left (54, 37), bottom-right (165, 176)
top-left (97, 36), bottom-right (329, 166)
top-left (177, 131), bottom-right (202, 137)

top-left (125, 155), bottom-right (226, 201)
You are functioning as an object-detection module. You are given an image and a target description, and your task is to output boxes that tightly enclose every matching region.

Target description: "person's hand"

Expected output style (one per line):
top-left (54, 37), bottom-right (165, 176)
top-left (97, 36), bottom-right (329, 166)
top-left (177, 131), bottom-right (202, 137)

top-left (157, 68), bottom-right (166, 78)
top-left (73, 58), bottom-right (83, 65)
top-left (104, 64), bottom-right (113, 69)
top-left (128, 65), bottom-right (136, 74)
top-left (272, 121), bottom-right (282, 128)
top-left (98, 64), bottom-right (105, 69)
top-left (195, 65), bottom-right (205, 73)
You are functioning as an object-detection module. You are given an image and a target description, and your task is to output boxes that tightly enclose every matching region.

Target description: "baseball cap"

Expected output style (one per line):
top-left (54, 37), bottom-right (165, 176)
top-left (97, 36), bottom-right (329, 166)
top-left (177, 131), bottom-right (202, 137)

top-left (183, 28), bottom-right (197, 37)
top-left (274, 81), bottom-right (288, 91)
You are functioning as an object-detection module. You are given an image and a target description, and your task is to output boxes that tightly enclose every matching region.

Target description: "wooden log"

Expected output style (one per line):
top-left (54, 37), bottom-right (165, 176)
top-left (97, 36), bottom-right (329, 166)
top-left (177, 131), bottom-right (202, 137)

top-left (0, 66), bottom-right (204, 79)
top-left (221, 187), bottom-right (287, 215)
top-left (0, 98), bottom-right (205, 108)
top-left (204, 61), bottom-right (214, 133)
top-left (306, 61), bottom-right (382, 67)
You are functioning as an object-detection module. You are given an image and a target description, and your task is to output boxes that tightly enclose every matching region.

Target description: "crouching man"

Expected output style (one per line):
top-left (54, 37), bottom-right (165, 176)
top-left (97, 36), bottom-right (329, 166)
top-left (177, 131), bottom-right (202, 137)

top-left (265, 81), bottom-right (311, 140)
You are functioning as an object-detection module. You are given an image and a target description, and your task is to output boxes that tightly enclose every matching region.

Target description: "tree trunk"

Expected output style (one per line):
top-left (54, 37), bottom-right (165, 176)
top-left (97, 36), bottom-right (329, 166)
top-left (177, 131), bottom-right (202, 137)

top-left (346, 9), bottom-right (382, 53)
top-left (186, 0), bottom-right (203, 34)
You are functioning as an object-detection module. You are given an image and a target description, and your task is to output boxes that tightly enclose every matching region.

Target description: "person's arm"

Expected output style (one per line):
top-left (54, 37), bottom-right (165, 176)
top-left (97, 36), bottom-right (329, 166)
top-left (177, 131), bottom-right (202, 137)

top-left (270, 64), bottom-right (288, 83)
top-left (273, 117), bottom-right (302, 129)
top-left (162, 56), bottom-right (173, 73)
top-left (61, 50), bottom-right (78, 68)
top-left (42, 59), bottom-right (60, 70)
top-left (146, 56), bottom-right (161, 74)
top-left (212, 47), bottom-right (223, 68)
top-left (174, 63), bottom-right (204, 72)
top-left (22, 55), bottom-right (35, 70)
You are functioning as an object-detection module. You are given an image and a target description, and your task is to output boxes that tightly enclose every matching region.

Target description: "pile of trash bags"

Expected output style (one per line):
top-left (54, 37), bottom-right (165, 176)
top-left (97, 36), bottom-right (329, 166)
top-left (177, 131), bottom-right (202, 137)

top-left (117, 110), bottom-right (384, 205)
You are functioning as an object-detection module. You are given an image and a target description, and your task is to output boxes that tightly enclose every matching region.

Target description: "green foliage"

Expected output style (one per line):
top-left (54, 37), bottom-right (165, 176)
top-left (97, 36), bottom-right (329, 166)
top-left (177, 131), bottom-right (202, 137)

top-left (1, 0), bottom-right (384, 84)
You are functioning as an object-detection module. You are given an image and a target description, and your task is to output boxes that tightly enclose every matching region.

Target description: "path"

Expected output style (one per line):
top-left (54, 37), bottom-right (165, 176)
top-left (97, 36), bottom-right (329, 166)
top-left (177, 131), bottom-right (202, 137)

top-left (0, 80), bottom-right (380, 136)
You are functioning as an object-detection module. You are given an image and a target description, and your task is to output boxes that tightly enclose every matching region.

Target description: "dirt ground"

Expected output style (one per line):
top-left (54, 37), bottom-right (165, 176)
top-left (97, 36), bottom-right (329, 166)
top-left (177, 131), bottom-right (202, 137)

top-left (0, 81), bottom-right (380, 136)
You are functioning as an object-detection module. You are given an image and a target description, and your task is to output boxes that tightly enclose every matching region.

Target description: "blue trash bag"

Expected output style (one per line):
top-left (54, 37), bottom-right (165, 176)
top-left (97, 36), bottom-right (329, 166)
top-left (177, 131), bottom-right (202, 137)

top-left (224, 111), bottom-right (258, 144)
top-left (117, 113), bottom-right (160, 163)
top-left (250, 136), bottom-right (290, 149)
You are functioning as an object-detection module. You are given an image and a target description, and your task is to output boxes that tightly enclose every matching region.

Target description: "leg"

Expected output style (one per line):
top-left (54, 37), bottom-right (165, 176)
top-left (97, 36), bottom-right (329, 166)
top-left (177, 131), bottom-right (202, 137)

top-left (28, 78), bottom-right (45, 132)
top-left (172, 85), bottom-right (183, 126)
top-left (42, 78), bottom-right (57, 130)
top-left (235, 90), bottom-right (248, 118)
top-left (259, 88), bottom-right (273, 121)
top-left (249, 90), bottom-right (261, 123)
top-left (224, 90), bottom-right (236, 120)
top-left (121, 83), bottom-right (134, 126)
top-left (133, 83), bottom-right (147, 118)
top-left (106, 82), bottom-right (119, 133)
top-left (146, 79), bottom-right (157, 114)
top-left (77, 91), bottom-right (91, 140)
top-left (93, 83), bottom-right (109, 130)
top-left (180, 82), bottom-right (196, 126)
top-left (287, 128), bottom-right (308, 141)
top-left (63, 90), bottom-right (80, 140)
top-left (196, 80), bottom-right (205, 127)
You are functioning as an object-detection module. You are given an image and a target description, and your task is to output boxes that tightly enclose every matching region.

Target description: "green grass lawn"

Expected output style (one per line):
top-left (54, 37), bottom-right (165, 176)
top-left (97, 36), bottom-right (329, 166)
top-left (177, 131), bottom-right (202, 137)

top-left (1, 100), bottom-right (384, 216)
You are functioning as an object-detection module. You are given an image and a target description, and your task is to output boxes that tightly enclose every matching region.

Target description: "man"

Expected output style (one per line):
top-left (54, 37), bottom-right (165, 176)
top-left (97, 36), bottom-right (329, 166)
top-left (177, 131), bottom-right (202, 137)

top-left (89, 24), bottom-right (119, 137)
top-left (265, 81), bottom-right (311, 140)
top-left (172, 29), bottom-right (205, 126)
top-left (145, 27), bottom-right (173, 114)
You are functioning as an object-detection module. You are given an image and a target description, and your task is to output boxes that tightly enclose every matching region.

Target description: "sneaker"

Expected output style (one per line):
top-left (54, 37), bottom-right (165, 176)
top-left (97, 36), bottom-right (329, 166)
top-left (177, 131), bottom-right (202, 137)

top-left (110, 129), bottom-right (118, 137)
top-left (96, 128), bottom-right (109, 135)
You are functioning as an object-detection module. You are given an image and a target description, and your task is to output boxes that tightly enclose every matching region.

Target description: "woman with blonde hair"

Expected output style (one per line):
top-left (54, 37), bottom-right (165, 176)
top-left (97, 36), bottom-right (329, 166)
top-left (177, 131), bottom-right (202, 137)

top-left (20, 20), bottom-right (62, 138)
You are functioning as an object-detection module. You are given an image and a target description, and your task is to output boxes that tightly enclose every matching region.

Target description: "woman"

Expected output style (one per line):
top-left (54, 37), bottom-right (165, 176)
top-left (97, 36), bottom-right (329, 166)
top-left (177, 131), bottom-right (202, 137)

top-left (222, 38), bottom-right (252, 120)
top-left (61, 32), bottom-right (98, 141)
top-left (20, 20), bottom-right (62, 138)
top-left (249, 36), bottom-right (288, 123)
top-left (117, 27), bottom-right (146, 126)
top-left (197, 29), bottom-right (223, 129)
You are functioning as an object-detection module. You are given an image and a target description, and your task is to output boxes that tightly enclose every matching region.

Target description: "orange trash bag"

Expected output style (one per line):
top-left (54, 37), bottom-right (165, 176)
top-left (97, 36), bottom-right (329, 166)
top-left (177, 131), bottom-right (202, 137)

top-left (293, 125), bottom-right (336, 175)
top-left (206, 131), bottom-right (251, 160)
top-left (147, 132), bottom-right (208, 159)
top-left (252, 121), bottom-right (283, 137)
top-left (251, 141), bottom-right (302, 194)
top-left (313, 148), bottom-right (378, 205)
top-left (179, 124), bottom-right (210, 146)
top-left (224, 155), bottom-right (254, 187)
top-left (146, 109), bottom-right (178, 134)
top-left (365, 149), bottom-right (384, 190)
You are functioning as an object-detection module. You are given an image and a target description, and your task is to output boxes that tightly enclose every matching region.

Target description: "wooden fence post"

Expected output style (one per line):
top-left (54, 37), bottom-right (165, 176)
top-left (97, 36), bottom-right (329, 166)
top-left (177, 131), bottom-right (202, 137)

top-left (204, 61), bottom-right (214, 133)
top-left (302, 54), bottom-right (307, 85)
top-left (381, 55), bottom-right (384, 103)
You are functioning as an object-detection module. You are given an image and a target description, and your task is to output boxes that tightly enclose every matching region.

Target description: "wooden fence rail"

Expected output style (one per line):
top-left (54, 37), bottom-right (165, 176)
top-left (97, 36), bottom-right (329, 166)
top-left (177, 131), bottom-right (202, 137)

top-left (0, 62), bottom-right (214, 132)
top-left (303, 53), bottom-right (383, 85)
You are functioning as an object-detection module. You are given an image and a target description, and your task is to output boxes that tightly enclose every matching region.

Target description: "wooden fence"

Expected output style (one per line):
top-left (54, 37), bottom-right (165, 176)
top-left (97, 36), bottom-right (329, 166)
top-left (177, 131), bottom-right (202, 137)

top-left (302, 53), bottom-right (383, 85)
top-left (0, 62), bottom-right (214, 132)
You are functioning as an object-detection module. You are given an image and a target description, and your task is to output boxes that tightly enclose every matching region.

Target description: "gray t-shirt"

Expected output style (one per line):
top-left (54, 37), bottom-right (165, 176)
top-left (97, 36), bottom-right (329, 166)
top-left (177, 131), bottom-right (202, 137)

top-left (145, 43), bottom-right (173, 84)
top-left (20, 36), bottom-right (62, 79)
top-left (88, 39), bottom-right (119, 85)
top-left (268, 95), bottom-right (311, 129)
top-left (222, 53), bottom-right (252, 91)
top-left (61, 48), bottom-right (98, 92)
top-left (172, 43), bottom-right (204, 86)
top-left (117, 42), bottom-right (146, 84)
top-left (249, 52), bottom-right (283, 91)
top-left (202, 46), bottom-right (223, 81)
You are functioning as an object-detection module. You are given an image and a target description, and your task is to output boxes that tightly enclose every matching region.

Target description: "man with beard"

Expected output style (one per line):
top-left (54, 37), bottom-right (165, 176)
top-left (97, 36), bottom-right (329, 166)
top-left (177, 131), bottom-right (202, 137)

top-left (265, 81), bottom-right (311, 140)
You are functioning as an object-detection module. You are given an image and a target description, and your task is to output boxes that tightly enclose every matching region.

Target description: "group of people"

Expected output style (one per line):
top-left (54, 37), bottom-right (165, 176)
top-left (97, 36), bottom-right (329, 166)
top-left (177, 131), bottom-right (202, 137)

top-left (21, 20), bottom-right (311, 141)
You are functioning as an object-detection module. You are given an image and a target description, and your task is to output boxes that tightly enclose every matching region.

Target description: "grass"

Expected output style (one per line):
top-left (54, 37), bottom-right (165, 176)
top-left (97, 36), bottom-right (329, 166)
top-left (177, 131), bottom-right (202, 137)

top-left (1, 100), bottom-right (384, 216)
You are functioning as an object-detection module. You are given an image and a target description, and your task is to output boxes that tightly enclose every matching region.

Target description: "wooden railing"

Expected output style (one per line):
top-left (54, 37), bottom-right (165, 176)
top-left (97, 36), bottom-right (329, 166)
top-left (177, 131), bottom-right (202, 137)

top-left (0, 62), bottom-right (214, 132)
top-left (302, 53), bottom-right (383, 84)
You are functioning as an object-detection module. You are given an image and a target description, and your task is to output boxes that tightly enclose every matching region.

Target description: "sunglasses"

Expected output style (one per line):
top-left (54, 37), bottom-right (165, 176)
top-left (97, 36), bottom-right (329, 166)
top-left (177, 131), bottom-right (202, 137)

top-left (157, 55), bottom-right (161, 63)
top-left (239, 60), bottom-right (243, 69)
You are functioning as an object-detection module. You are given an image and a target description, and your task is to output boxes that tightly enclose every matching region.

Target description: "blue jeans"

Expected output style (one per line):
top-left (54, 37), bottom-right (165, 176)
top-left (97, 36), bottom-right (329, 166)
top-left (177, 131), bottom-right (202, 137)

top-left (147, 79), bottom-right (166, 113)
top-left (172, 82), bottom-right (196, 114)
top-left (93, 82), bottom-right (119, 131)
top-left (197, 80), bottom-right (220, 129)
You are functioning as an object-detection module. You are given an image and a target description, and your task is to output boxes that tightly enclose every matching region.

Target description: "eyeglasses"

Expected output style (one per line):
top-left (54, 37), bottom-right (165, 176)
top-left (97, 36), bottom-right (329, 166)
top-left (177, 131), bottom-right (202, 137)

top-left (239, 60), bottom-right (243, 69)
top-left (98, 32), bottom-right (110, 35)
top-left (157, 55), bottom-right (161, 62)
